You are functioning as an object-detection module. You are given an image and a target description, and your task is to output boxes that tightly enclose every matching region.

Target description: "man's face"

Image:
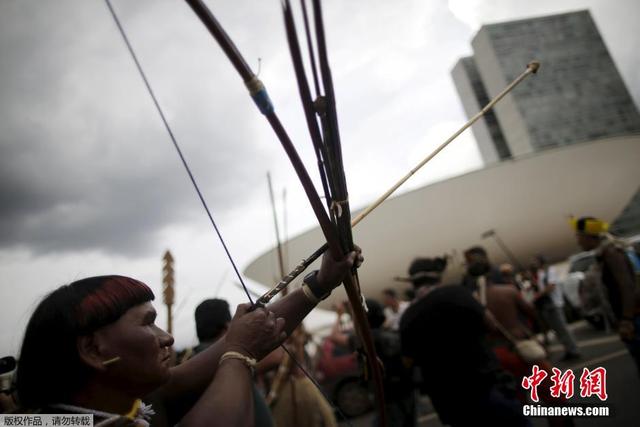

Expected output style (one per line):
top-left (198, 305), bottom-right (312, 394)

top-left (91, 302), bottom-right (175, 393)
top-left (466, 252), bottom-right (490, 277)
top-left (382, 294), bottom-right (394, 307)
top-left (576, 232), bottom-right (597, 251)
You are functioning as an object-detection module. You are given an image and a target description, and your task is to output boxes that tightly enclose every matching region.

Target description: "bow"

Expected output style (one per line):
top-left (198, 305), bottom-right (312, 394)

top-left (104, 0), bottom-right (359, 422)
top-left (183, 0), bottom-right (387, 423)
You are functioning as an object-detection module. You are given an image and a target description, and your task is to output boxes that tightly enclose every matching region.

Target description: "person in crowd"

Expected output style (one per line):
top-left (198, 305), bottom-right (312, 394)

top-left (460, 247), bottom-right (503, 295)
top-left (331, 299), bottom-right (415, 427)
top-left (572, 216), bottom-right (640, 372)
top-left (14, 248), bottom-right (361, 426)
top-left (523, 261), bottom-right (553, 346)
top-left (476, 254), bottom-right (574, 427)
top-left (381, 289), bottom-right (409, 330)
top-left (531, 255), bottom-right (580, 360)
top-left (400, 256), bottom-right (529, 427)
top-left (499, 263), bottom-right (522, 291)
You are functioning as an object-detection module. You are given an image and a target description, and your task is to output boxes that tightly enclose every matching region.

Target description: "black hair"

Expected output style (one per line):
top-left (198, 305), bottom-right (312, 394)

top-left (16, 276), bottom-right (154, 408)
top-left (194, 299), bottom-right (231, 342)
top-left (464, 246), bottom-right (487, 257)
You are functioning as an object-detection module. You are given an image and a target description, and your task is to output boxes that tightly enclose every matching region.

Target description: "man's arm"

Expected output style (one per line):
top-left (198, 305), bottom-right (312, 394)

top-left (158, 249), bottom-right (361, 422)
top-left (159, 287), bottom-right (320, 410)
top-left (179, 358), bottom-right (254, 427)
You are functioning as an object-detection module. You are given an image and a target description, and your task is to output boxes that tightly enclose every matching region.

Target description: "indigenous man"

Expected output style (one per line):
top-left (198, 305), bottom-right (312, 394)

top-left (399, 257), bottom-right (529, 426)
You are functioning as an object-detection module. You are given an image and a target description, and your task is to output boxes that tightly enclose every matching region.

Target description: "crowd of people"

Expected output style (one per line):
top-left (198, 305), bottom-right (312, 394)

top-left (323, 216), bottom-right (639, 427)
top-left (1, 216), bottom-right (639, 427)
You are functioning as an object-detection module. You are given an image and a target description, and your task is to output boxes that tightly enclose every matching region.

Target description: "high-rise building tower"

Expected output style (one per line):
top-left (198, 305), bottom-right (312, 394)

top-left (452, 10), bottom-right (640, 164)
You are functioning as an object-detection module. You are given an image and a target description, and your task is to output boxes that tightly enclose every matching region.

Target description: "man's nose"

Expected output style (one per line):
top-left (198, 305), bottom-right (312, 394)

top-left (157, 326), bottom-right (175, 347)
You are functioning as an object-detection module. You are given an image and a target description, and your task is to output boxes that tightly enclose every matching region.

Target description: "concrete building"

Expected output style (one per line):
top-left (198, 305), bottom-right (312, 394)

top-left (451, 57), bottom-right (511, 163)
top-left (452, 10), bottom-right (640, 162)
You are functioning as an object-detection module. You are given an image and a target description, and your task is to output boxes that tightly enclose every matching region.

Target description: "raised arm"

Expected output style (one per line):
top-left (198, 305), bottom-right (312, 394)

top-left (157, 249), bottom-right (362, 423)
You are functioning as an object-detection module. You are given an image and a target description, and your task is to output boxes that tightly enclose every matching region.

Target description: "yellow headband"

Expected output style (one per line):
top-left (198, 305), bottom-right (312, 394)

top-left (569, 217), bottom-right (609, 236)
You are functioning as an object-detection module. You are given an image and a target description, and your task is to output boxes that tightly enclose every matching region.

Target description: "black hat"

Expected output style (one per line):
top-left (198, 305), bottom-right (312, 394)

top-left (407, 257), bottom-right (447, 287)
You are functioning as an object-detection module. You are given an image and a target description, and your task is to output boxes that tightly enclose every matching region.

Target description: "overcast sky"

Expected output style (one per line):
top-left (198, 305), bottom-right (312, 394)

top-left (1, 0), bottom-right (638, 356)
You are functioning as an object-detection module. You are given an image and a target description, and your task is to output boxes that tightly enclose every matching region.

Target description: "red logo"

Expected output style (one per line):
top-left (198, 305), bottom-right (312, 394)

top-left (579, 367), bottom-right (608, 401)
top-left (521, 365), bottom-right (547, 402)
top-left (522, 365), bottom-right (608, 402)
top-left (550, 367), bottom-right (575, 399)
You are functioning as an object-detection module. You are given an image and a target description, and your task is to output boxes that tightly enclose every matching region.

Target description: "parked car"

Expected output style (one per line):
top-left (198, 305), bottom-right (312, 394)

top-left (562, 251), bottom-right (595, 311)
top-left (561, 234), bottom-right (640, 330)
top-left (315, 337), bottom-right (373, 418)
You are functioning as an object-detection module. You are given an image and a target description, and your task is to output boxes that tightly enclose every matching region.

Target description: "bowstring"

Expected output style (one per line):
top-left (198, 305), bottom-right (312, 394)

top-left (104, 0), bottom-right (253, 304)
top-left (105, 2), bottom-right (355, 424)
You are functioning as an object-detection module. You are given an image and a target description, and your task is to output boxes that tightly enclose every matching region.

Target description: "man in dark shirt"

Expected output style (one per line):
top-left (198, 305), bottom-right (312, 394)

top-left (573, 216), bottom-right (640, 373)
top-left (400, 257), bottom-right (529, 426)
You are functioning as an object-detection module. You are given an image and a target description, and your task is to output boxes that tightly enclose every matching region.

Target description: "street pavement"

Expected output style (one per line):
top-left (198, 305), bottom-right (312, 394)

top-left (340, 320), bottom-right (640, 426)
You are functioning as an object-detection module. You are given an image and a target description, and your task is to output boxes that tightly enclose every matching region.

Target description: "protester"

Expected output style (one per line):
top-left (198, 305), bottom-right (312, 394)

top-left (531, 255), bottom-right (581, 361)
top-left (381, 289), bottom-right (409, 330)
top-left (572, 216), bottom-right (640, 373)
top-left (400, 257), bottom-right (529, 427)
top-left (15, 248), bottom-right (361, 426)
top-left (477, 258), bottom-right (574, 427)
top-left (499, 263), bottom-right (522, 291)
top-left (461, 246), bottom-right (503, 295)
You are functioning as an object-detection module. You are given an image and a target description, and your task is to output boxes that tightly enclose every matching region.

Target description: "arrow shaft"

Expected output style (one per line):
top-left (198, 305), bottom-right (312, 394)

top-left (256, 62), bottom-right (540, 304)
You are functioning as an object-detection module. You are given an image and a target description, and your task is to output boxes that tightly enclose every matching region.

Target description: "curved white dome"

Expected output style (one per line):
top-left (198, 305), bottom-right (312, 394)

top-left (245, 135), bottom-right (640, 309)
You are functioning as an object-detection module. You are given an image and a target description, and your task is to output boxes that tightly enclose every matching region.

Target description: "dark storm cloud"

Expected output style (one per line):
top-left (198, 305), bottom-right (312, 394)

top-left (0, 0), bottom-right (280, 256)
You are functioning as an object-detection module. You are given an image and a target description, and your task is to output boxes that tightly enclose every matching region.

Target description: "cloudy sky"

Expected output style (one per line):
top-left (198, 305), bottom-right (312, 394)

top-left (1, 0), bottom-right (638, 356)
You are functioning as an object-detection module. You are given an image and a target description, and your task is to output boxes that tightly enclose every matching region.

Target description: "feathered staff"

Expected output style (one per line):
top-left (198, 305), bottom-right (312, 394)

top-left (183, 0), bottom-right (387, 422)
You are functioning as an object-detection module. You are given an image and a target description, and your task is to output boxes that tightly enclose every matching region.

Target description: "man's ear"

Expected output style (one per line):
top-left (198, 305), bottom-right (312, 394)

top-left (77, 334), bottom-right (108, 372)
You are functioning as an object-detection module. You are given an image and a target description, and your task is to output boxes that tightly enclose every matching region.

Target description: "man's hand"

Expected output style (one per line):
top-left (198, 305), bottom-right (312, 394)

top-left (224, 304), bottom-right (286, 360)
top-left (316, 245), bottom-right (364, 294)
